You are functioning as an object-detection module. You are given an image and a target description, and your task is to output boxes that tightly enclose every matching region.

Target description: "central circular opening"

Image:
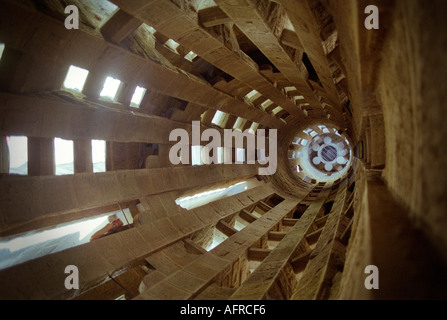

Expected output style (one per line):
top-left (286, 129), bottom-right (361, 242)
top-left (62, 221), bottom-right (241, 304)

top-left (321, 145), bottom-right (337, 162)
top-left (288, 124), bottom-right (353, 184)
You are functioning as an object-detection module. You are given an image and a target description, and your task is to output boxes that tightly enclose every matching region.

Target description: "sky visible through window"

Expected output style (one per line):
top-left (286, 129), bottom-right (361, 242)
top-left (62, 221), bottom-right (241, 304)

top-left (0, 207), bottom-right (133, 271)
top-left (191, 145), bottom-right (202, 166)
top-left (130, 86), bottom-right (147, 108)
top-left (211, 110), bottom-right (227, 127)
top-left (54, 138), bottom-right (74, 175)
top-left (165, 39), bottom-right (180, 52)
top-left (92, 139), bottom-right (106, 173)
top-left (0, 216), bottom-right (107, 254)
top-left (6, 136), bottom-right (27, 175)
top-left (100, 76), bottom-right (121, 100)
top-left (0, 43), bottom-right (5, 61)
top-left (236, 148), bottom-right (246, 163)
top-left (63, 65), bottom-right (89, 92)
top-left (6, 137), bottom-right (106, 175)
top-left (0, 216), bottom-right (108, 270)
top-left (176, 181), bottom-right (248, 210)
top-left (0, 208), bottom-right (134, 269)
top-left (184, 51), bottom-right (198, 62)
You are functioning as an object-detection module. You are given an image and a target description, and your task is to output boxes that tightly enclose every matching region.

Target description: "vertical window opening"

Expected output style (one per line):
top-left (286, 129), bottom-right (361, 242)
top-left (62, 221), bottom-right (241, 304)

top-left (249, 122), bottom-right (259, 135)
top-left (272, 106), bottom-right (283, 115)
top-left (92, 139), bottom-right (106, 173)
top-left (100, 76), bottom-right (122, 101)
top-left (205, 228), bottom-right (228, 252)
top-left (216, 146), bottom-right (224, 164)
top-left (54, 138), bottom-right (74, 175)
top-left (130, 86), bottom-right (147, 108)
top-left (234, 215), bottom-right (250, 231)
top-left (191, 145), bottom-right (203, 166)
top-left (236, 148), bottom-right (245, 163)
top-left (211, 111), bottom-right (229, 128)
top-left (184, 51), bottom-right (198, 62)
top-left (257, 148), bottom-right (266, 162)
top-left (233, 117), bottom-right (247, 132)
top-left (261, 99), bottom-right (274, 110)
top-left (164, 39), bottom-right (180, 53)
top-left (63, 65), bottom-right (89, 92)
top-left (245, 89), bottom-right (259, 101)
top-left (0, 43), bottom-right (5, 62)
top-left (6, 136), bottom-right (28, 175)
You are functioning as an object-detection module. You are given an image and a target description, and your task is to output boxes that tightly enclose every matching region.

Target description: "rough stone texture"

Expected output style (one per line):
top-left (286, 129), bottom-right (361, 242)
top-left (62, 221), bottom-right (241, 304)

top-left (134, 195), bottom-right (302, 299)
top-left (0, 184), bottom-right (274, 299)
top-left (0, 164), bottom-right (257, 236)
top-left (291, 182), bottom-right (348, 300)
top-left (338, 162), bottom-right (447, 299)
top-left (229, 185), bottom-right (332, 300)
top-left (375, 0), bottom-right (447, 259)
